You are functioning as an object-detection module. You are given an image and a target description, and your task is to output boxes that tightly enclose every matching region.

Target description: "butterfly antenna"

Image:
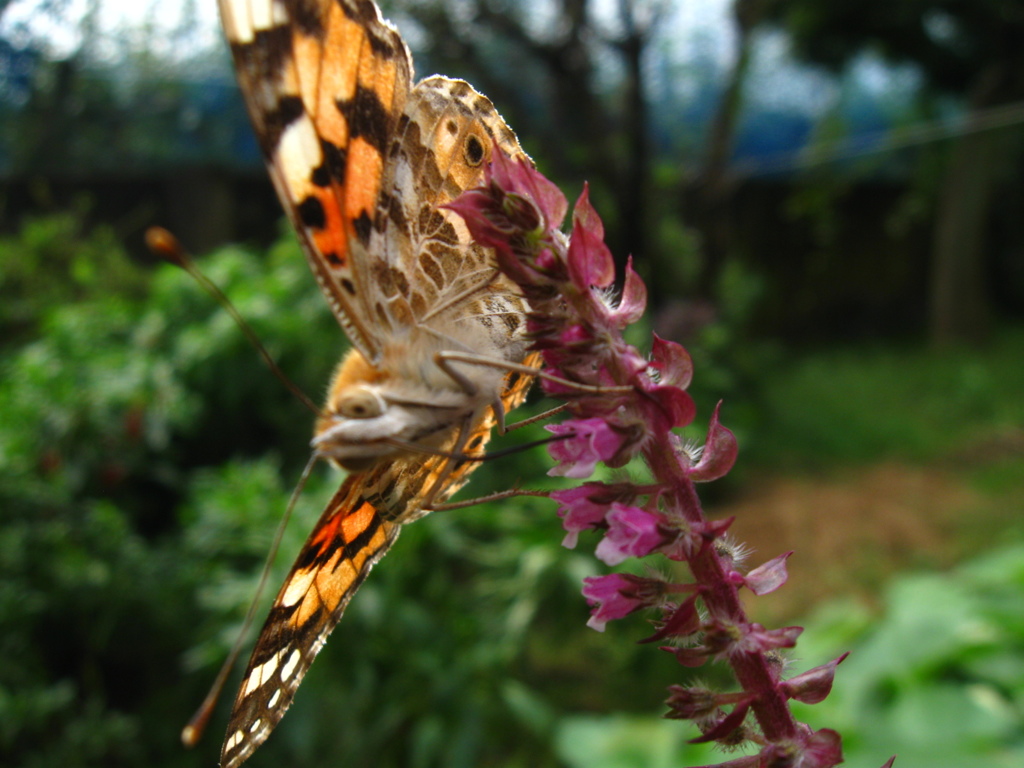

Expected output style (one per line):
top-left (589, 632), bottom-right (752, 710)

top-left (145, 226), bottom-right (322, 418)
top-left (181, 454), bottom-right (319, 748)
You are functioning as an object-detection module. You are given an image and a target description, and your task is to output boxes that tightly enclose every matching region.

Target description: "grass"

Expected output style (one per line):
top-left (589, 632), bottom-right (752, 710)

top-left (745, 325), bottom-right (1024, 471)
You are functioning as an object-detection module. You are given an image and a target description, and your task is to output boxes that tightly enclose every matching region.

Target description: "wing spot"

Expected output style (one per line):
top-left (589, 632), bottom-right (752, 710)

top-left (464, 134), bottom-right (485, 166)
top-left (353, 211), bottom-right (373, 244)
top-left (249, 718), bottom-right (263, 734)
top-left (446, 119), bottom-right (459, 135)
top-left (225, 729), bottom-right (244, 753)
top-left (281, 568), bottom-right (317, 607)
top-left (341, 277), bottom-right (357, 294)
top-left (259, 93), bottom-right (305, 156)
top-left (387, 194), bottom-right (408, 230)
top-left (244, 650), bottom-right (282, 696)
top-left (289, 0), bottom-right (324, 36)
top-left (335, 85), bottom-right (391, 153)
top-left (311, 139), bottom-right (347, 187)
top-left (298, 196), bottom-right (326, 229)
top-left (281, 649), bottom-right (301, 682)
top-left (410, 291), bottom-right (427, 318)
top-left (390, 265), bottom-right (410, 298)
top-left (267, 688), bottom-right (282, 709)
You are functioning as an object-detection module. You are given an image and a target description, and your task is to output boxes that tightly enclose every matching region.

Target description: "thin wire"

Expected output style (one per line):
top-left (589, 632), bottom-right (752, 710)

top-left (732, 98), bottom-right (1024, 178)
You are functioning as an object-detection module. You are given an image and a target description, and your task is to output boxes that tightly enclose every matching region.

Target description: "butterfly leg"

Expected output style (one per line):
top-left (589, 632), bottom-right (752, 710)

top-left (419, 413), bottom-right (479, 510)
top-left (433, 351), bottom-right (480, 398)
top-left (436, 351), bottom-right (631, 395)
top-left (434, 352), bottom-right (526, 436)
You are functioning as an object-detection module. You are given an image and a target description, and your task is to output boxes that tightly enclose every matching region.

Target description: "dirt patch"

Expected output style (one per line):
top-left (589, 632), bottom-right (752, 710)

top-left (716, 463), bottom-right (982, 622)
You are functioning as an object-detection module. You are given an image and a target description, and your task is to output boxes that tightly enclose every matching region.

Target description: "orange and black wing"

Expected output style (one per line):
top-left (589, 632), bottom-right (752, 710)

top-left (220, 476), bottom-right (400, 768)
top-left (218, 0), bottom-right (414, 360)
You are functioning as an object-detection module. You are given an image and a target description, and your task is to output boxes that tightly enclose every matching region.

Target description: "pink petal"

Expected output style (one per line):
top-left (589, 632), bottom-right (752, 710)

top-left (688, 402), bottom-right (738, 482)
top-left (491, 148), bottom-right (568, 230)
top-left (650, 334), bottom-right (693, 390)
top-left (688, 696), bottom-right (753, 744)
top-left (609, 256), bottom-right (647, 326)
top-left (582, 573), bottom-right (655, 631)
top-left (546, 418), bottom-right (625, 479)
top-left (594, 504), bottom-right (666, 565)
top-left (743, 552), bottom-right (792, 596)
top-left (801, 728), bottom-right (844, 768)
top-left (639, 593), bottom-right (701, 643)
top-left (550, 484), bottom-right (612, 548)
top-left (781, 653), bottom-right (849, 705)
top-left (567, 186), bottom-right (615, 289)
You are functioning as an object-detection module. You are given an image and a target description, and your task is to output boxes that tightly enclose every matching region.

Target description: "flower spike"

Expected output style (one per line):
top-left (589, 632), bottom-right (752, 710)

top-left (449, 152), bottom-right (855, 768)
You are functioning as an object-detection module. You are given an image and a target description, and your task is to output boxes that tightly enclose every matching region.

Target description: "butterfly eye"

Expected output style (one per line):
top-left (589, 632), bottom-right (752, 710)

top-left (336, 387), bottom-right (385, 419)
top-left (464, 134), bottom-right (486, 166)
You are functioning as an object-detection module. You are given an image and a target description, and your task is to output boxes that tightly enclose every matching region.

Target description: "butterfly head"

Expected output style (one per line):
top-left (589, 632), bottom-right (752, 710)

top-left (313, 346), bottom-right (472, 471)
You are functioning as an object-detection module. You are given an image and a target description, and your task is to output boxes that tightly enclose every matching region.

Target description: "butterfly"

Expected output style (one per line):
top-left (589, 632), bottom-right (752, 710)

top-left (215, 0), bottom-right (537, 765)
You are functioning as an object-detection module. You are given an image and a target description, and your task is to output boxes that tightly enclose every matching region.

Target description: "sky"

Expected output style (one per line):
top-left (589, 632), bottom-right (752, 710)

top-left (0, 0), bottom-right (735, 66)
top-left (0, 0), bottom-right (224, 62)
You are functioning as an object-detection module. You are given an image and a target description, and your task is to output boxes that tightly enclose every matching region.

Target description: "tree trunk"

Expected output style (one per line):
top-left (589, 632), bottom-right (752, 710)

top-left (690, 0), bottom-right (760, 299)
top-left (928, 129), bottom-right (998, 345)
top-left (927, 64), bottom-right (1021, 346)
top-left (617, 0), bottom-right (652, 266)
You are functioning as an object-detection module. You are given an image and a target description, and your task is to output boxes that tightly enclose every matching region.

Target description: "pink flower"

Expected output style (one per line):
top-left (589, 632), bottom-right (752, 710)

top-left (546, 418), bottom-right (625, 478)
top-left (452, 146), bottom-right (846, 766)
top-left (594, 503), bottom-right (667, 565)
top-left (582, 573), bottom-right (663, 631)
top-left (489, 145), bottom-right (568, 232)
top-left (550, 484), bottom-right (612, 548)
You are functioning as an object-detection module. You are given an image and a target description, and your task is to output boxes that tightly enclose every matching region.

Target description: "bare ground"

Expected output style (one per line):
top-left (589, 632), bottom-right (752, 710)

top-left (718, 441), bottom-right (1022, 622)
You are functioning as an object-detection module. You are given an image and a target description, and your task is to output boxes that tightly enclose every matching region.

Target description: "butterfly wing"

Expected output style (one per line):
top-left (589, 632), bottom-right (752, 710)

top-left (366, 76), bottom-right (533, 338)
top-left (219, 0), bottom-right (414, 360)
top-left (220, 476), bottom-right (400, 768)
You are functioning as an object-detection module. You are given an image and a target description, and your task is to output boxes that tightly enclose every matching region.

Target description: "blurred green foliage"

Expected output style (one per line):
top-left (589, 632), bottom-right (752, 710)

top-left (747, 329), bottom-right (1024, 470)
top-left (0, 205), bottom-right (148, 347)
top-left (791, 544), bottom-right (1024, 768)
